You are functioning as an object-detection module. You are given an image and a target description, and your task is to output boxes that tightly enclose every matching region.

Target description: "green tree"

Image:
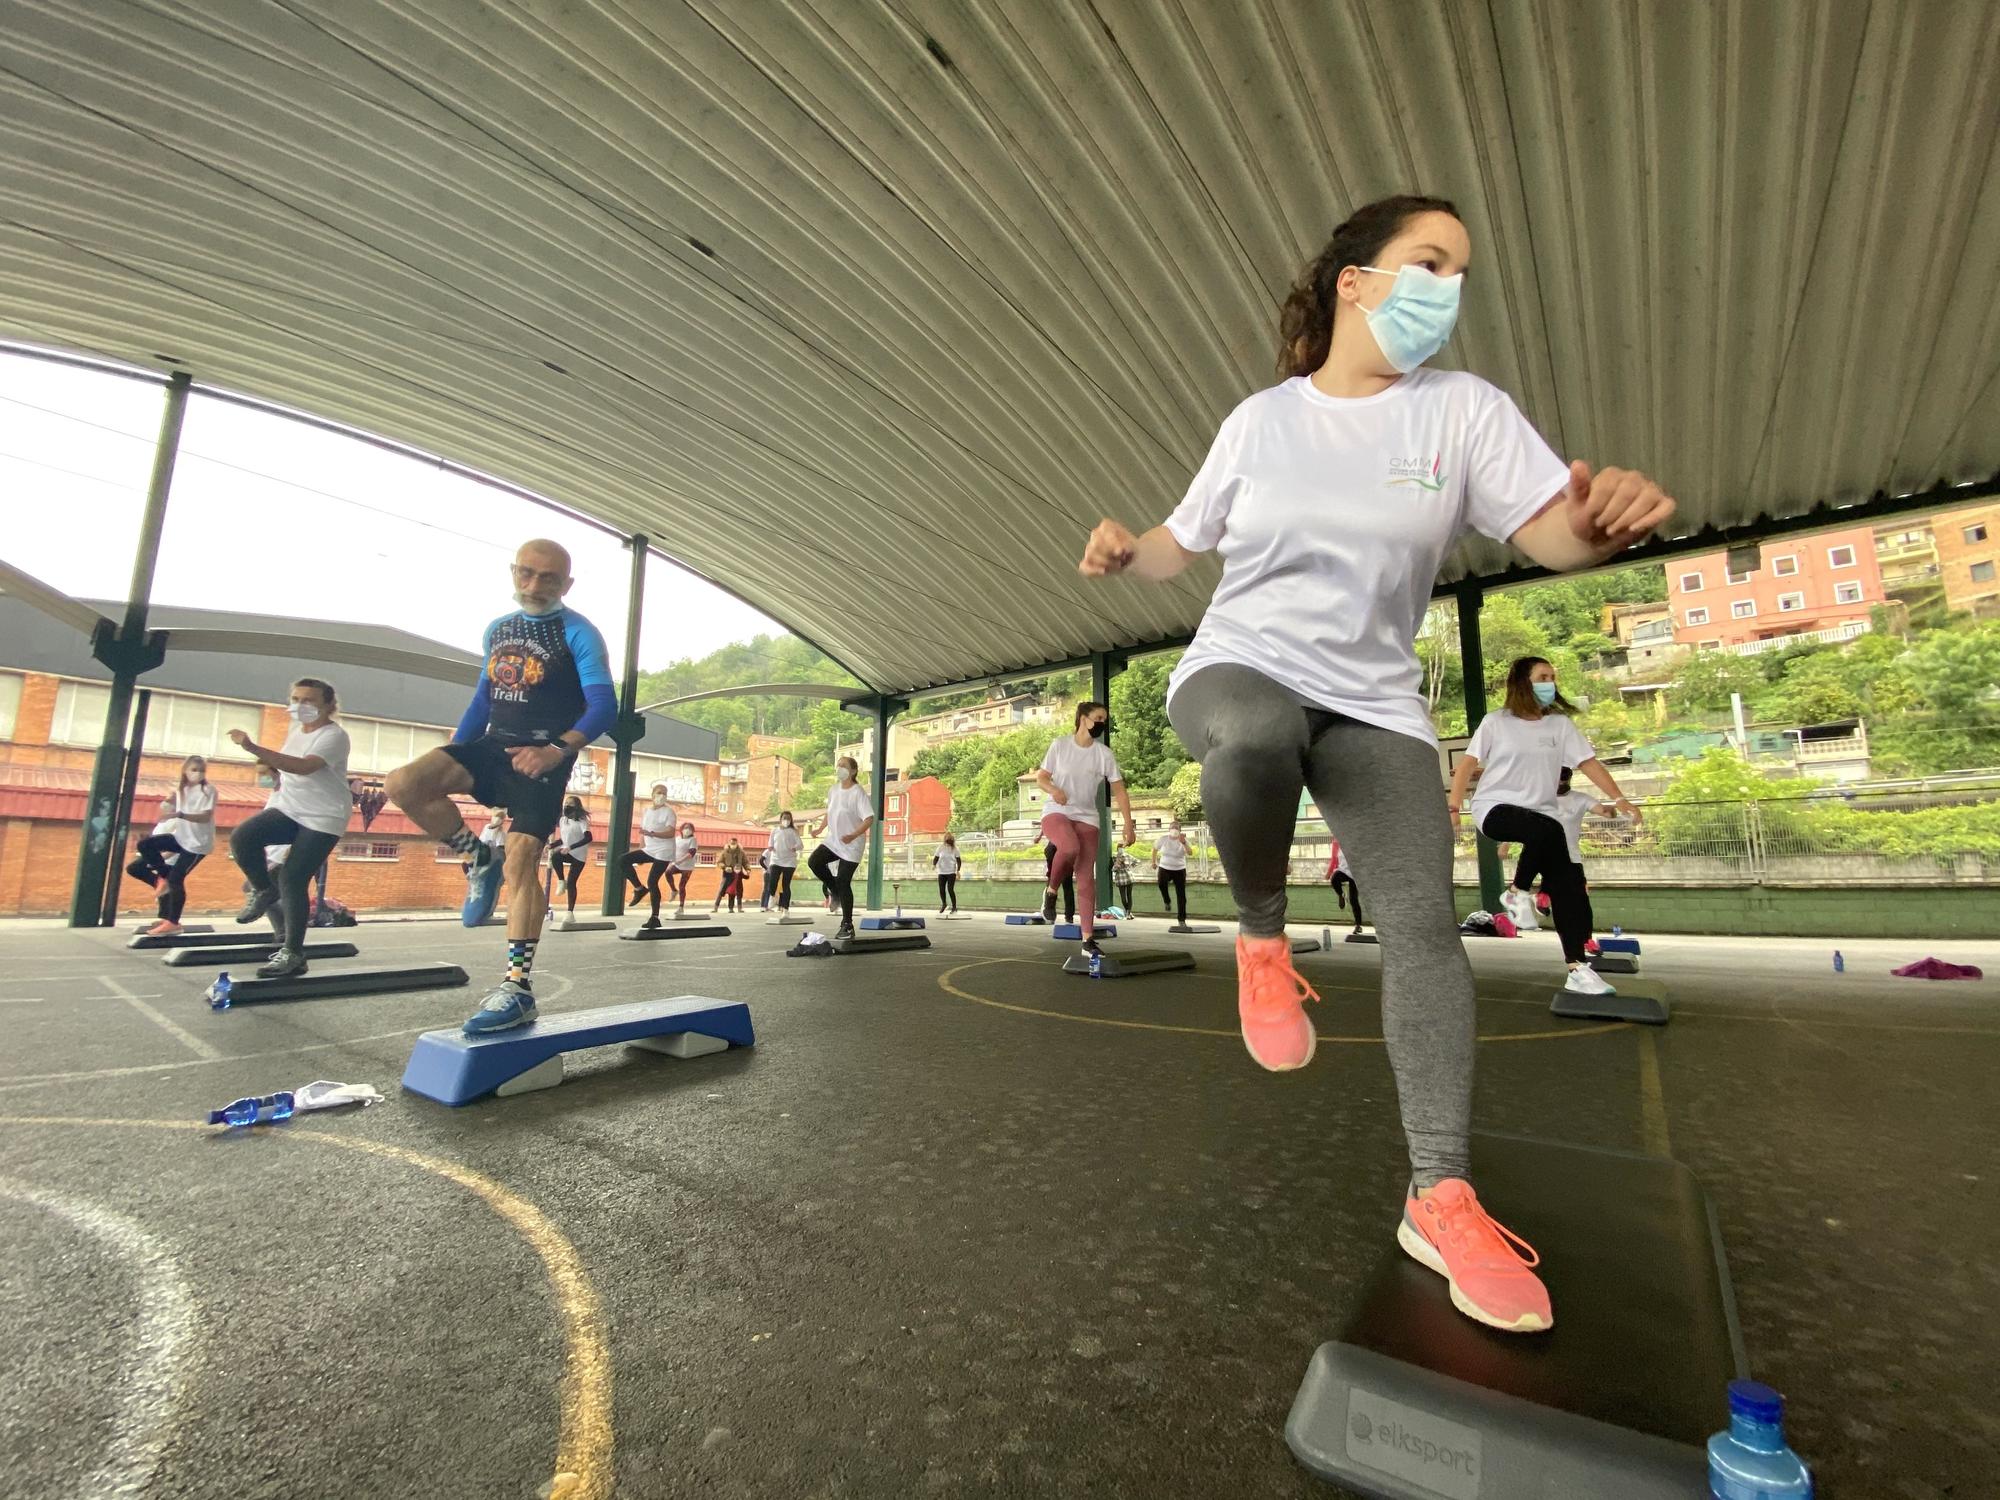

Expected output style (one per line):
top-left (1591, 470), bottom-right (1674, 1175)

top-left (1904, 621), bottom-right (2000, 724)
top-left (1512, 563), bottom-right (1668, 644)
top-left (1476, 595), bottom-right (1551, 691)
top-left (1167, 761), bottom-right (1205, 822)
top-left (1671, 651), bottom-right (1765, 714)
top-left (1649, 747), bottom-right (1815, 854)
top-left (1108, 652), bottom-right (1188, 790)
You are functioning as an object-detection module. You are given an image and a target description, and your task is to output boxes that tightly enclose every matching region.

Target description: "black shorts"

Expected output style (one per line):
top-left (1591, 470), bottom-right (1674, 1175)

top-left (440, 735), bottom-right (575, 840)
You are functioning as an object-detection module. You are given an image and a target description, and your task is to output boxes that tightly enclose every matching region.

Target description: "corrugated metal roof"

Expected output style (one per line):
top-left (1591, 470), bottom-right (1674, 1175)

top-left (2, 1), bottom-right (1996, 695)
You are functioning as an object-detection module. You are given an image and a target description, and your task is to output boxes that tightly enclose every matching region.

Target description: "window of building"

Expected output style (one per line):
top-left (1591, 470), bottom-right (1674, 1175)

top-left (1772, 554), bottom-right (1799, 576)
top-left (342, 716), bottom-right (449, 776)
top-left (1678, 571), bottom-right (1704, 592)
top-left (140, 693), bottom-right (264, 760)
top-left (1699, 639), bottom-right (1722, 650)
top-left (1725, 565), bottom-right (1754, 585)
top-left (1684, 607), bottom-right (1709, 626)
top-left (1972, 560), bottom-right (1998, 584)
top-left (1778, 592), bottom-right (1806, 612)
top-left (1834, 581), bottom-right (1864, 604)
top-left (1965, 524), bottom-right (1990, 544)
top-left (1731, 600), bottom-right (1756, 619)
top-left (1827, 544), bottom-right (1857, 568)
top-left (49, 680), bottom-right (112, 746)
top-left (889, 795), bottom-right (903, 812)
top-left (339, 840), bottom-right (400, 862)
top-left (0, 671), bottom-right (22, 740)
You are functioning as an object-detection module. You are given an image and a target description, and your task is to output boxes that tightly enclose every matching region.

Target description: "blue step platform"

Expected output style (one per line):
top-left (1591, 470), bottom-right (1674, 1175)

top-left (1004, 914), bottom-right (1047, 925)
top-left (401, 996), bottom-right (754, 1105)
top-left (860, 915), bottom-right (927, 931)
top-left (1053, 923), bottom-right (1115, 940)
top-left (1597, 936), bottom-right (1642, 955)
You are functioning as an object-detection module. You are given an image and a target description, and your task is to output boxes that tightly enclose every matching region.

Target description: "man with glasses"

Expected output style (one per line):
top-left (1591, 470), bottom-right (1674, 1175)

top-left (385, 539), bottom-right (616, 1032)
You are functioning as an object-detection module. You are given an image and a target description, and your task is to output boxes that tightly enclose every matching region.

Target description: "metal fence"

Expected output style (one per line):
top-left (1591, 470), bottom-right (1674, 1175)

top-left (876, 784), bottom-right (2000, 890)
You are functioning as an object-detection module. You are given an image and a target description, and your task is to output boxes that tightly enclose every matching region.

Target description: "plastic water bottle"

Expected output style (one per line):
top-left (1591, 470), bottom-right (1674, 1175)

top-left (1611, 923), bottom-right (1624, 937)
top-left (1322, 927), bottom-right (1332, 950)
top-left (1088, 948), bottom-right (1102, 979)
top-left (207, 972), bottom-right (233, 1011)
top-left (207, 1091), bottom-right (297, 1128)
top-left (1708, 1379), bottom-right (1812, 1497)
top-left (1833, 951), bottom-right (1844, 974)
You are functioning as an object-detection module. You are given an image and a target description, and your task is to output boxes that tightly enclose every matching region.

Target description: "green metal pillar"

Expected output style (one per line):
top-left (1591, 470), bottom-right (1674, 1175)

top-left (863, 695), bottom-right (902, 911)
top-left (599, 533), bottom-right (648, 917)
top-left (1455, 582), bottom-right (1505, 912)
top-left (70, 372), bottom-right (185, 927)
top-left (98, 688), bottom-right (154, 927)
top-left (1091, 651), bottom-right (1126, 906)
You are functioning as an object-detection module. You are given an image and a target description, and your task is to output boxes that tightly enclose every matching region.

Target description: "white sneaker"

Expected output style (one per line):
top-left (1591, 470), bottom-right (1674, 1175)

top-left (1503, 890), bottom-right (1540, 931)
top-left (1564, 964), bottom-right (1615, 996)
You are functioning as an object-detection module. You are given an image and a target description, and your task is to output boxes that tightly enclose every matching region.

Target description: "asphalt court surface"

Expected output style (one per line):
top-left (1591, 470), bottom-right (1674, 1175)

top-left (2, 910), bottom-right (1994, 1497)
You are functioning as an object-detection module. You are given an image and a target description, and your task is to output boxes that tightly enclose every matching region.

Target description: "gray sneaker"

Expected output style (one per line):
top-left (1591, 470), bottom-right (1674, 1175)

top-left (256, 947), bottom-right (307, 979)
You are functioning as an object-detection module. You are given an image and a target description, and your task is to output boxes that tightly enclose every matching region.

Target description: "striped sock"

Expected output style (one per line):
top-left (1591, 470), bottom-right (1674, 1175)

top-left (447, 826), bottom-right (480, 856)
top-left (506, 937), bottom-right (537, 986)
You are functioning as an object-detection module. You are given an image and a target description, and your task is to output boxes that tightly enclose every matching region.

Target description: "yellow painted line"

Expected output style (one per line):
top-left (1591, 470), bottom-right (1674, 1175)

top-left (0, 1116), bottom-right (612, 1500)
top-left (1636, 1031), bottom-right (1672, 1157)
top-left (936, 960), bottom-right (1627, 1045)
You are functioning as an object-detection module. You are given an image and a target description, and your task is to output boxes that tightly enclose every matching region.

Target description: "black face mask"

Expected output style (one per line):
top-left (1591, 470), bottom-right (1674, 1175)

top-left (1088, 718), bottom-right (1111, 740)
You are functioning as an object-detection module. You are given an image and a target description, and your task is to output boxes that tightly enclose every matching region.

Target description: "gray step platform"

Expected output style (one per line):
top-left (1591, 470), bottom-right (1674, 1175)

top-left (1345, 931), bottom-right (1380, 945)
top-left (1062, 947), bottom-right (1196, 978)
top-left (832, 933), bottom-right (932, 954)
top-left (554, 918), bottom-right (616, 932)
top-left (620, 924), bottom-right (730, 941)
top-left (1167, 923), bottom-right (1221, 935)
top-left (165, 941), bottom-right (358, 967)
top-left (1286, 1134), bottom-right (1745, 1499)
top-left (129, 928), bottom-right (277, 951)
top-left (860, 915), bottom-right (927, 930)
top-left (1003, 914), bottom-right (1048, 925)
top-left (1292, 936), bottom-right (1326, 955)
top-left (1589, 953), bottom-right (1640, 975)
top-left (131, 922), bottom-right (212, 935)
top-left (206, 963), bottom-right (468, 1006)
top-left (764, 912), bottom-right (812, 925)
top-left (1552, 977), bottom-right (1669, 1025)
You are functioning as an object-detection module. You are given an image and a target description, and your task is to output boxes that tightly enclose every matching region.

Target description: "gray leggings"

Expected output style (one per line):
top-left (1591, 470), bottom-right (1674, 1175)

top-left (1168, 662), bottom-right (1474, 1186)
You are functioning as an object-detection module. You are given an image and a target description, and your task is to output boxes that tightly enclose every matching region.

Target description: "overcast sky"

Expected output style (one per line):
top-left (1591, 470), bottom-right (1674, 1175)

top-left (0, 349), bottom-right (786, 671)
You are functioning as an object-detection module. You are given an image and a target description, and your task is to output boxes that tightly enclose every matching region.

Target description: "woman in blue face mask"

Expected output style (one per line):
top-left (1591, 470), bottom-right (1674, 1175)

top-left (1447, 657), bottom-right (1639, 984)
top-left (1077, 194), bottom-right (1675, 1338)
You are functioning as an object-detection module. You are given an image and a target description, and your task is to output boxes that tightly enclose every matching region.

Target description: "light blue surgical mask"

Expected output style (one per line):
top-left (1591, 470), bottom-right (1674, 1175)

top-left (1357, 264), bottom-right (1462, 373)
top-left (1532, 681), bottom-right (1558, 707)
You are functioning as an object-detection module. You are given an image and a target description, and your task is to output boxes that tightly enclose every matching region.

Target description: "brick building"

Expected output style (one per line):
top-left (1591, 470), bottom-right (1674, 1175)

top-left (1934, 503), bottom-right (2000, 619)
top-left (717, 750), bottom-right (802, 821)
top-left (1668, 525), bottom-right (1886, 649)
top-left (880, 775), bottom-right (952, 840)
top-left (0, 597), bottom-right (761, 918)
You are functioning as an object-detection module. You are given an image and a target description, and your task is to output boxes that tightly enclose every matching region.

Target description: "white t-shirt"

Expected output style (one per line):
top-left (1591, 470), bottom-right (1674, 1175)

top-left (479, 821), bottom-right (507, 849)
top-left (640, 806), bottom-right (676, 860)
top-left (1466, 710), bottom-right (1596, 830)
top-left (672, 833), bottom-right (699, 872)
top-left (1164, 372), bottom-right (1569, 747)
top-left (157, 782), bottom-right (218, 855)
top-left (1154, 834), bottom-right (1188, 872)
top-left (1552, 789), bottom-right (1604, 864)
top-left (268, 722), bottom-right (352, 836)
top-left (558, 815), bottom-right (591, 852)
top-left (934, 845), bottom-right (961, 875)
top-left (768, 825), bottom-right (803, 868)
top-left (1039, 735), bottom-right (1121, 824)
top-left (821, 781), bottom-right (874, 863)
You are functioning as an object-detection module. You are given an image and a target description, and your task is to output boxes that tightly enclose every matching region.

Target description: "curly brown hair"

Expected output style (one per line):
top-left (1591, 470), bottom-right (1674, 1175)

top-left (1276, 195), bottom-right (1460, 378)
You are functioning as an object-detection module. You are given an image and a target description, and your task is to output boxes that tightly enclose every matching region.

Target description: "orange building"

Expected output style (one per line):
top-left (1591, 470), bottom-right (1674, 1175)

top-left (1669, 525), bottom-right (1886, 649)
top-left (0, 598), bottom-right (754, 918)
top-left (1934, 504), bottom-right (2000, 619)
top-left (881, 775), bottom-right (953, 841)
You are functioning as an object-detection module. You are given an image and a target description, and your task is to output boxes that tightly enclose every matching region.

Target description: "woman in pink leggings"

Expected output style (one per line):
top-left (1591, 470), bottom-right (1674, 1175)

top-left (1035, 701), bottom-right (1137, 958)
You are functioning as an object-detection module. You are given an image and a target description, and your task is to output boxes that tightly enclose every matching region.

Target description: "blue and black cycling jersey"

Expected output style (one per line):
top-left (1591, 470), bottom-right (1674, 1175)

top-left (454, 605), bottom-right (617, 748)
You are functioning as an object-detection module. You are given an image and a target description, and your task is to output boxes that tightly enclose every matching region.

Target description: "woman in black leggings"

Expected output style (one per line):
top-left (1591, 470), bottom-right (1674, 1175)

top-left (129, 754), bottom-right (217, 936)
top-left (624, 785), bottom-right (677, 927)
top-left (549, 796), bottom-right (591, 918)
top-left (1153, 824), bottom-right (1190, 924)
top-left (932, 833), bottom-right (963, 914)
top-left (806, 756), bottom-right (874, 939)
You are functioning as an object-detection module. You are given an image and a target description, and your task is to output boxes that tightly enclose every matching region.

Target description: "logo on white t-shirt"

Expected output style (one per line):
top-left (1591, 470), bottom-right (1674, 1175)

top-left (1386, 452), bottom-right (1446, 491)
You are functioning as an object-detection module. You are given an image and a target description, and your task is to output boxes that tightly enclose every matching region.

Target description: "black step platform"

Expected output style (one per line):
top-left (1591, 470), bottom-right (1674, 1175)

top-left (1286, 1134), bottom-right (1744, 1499)
top-left (164, 942), bottom-right (357, 967)
top-left (1166, 923), bottom-right (1221, 935)
top-left (1062, 948), bottom-right (1196, 978)
top-left (831, 933), bottom-right (932, 955)
top-left (1552, 976), bottom-right (1669, 1025)
top-left (1589, 953), bottom-right (1640, 975)
top-left (1291, 936), bottom-right (1325, 955)
top-left (619, 925), bottom-right (730, 941)
top-left (1345, 931), bottom-right (1380, 945)
top-left (207, 963), bottom-right (468, 1005)
top-left (131, 922), bottom-right (212, 935)
top-left (129, 928), bottom-right (277, 951)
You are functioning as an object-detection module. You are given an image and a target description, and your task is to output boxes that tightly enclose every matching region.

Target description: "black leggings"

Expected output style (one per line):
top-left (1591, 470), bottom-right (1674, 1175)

top-left (1330, 870), bottom-right (1364, 927)
top-left (807, 844), bottom-right (858, 926)
top-left (230, 809), bottom-right (338, 950)
top-left (770, 865), bottom-right (795, 910)
top-left (133, 834), bottom-right (205, 922)
top-left (937, 872), bottom-right (958, 911)
top-left (1481, 804), bottom-right (1591, 963)
top-left (1043, 846), bottom-right (1076, 920)
top-left (550, 851), bottom-right (585, 911)
top-left (1114, 878), bottom-right (1133, 912)
top-left (1157, 868), bottom-right (1188, 923)
top-left (623, 852), bottom-right (674, 915)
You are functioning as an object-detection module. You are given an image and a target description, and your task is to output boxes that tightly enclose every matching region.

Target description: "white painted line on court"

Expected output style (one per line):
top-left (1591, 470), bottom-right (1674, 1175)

top-left (99, 975), bottom-right (222, 1061)
top-left (0, 998), bottom-right (46, 1004)
top-left (0, 1176), bottom-right (199, 1498)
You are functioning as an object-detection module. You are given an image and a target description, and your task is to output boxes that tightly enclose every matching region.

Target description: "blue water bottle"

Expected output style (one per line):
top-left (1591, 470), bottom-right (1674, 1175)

top-left (207, 972), bottom-right (233, 1010)
top-left (1611, 923), bottom-right (1624, 937)
top-left (1708, 1380), bottom-right (1812, 1498)
top-left (207, 1091), bottom-right (296, 1128)
top-left (1088, 948), bottom-right (1102, 978)
top-left (1832, 951), bottom-right (1844, 974)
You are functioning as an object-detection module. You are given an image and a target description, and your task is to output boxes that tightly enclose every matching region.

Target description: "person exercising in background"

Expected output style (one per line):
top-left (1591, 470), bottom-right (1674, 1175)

top-left (1153, 823), bottom-right (1191, 924)
top-left (1327, 838), bottom-right (1364, 935)
top-left (549, 795), bottom-right (592, 919)
top-left (933, 833), bottom-right (964, 915)
top-left (229, 679), bottom-right (352, 977)
top-left (668, 819), bottom-right (699, 912)
top-left (129, 753), bottom-right (216, 937)
top-left (385, 539), bottom-right (615, 1034)
top-left (1109, 846), bottom-right (1136, 916)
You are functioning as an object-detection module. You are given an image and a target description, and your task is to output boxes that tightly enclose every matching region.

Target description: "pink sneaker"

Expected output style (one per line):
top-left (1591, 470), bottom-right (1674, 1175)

top-left (1398, 1179), bottom-right (1552, 1333)
top-left (143, 919), bottom-right (180, 938)
top-left (1235, 934), bottom-right (1319, 1071)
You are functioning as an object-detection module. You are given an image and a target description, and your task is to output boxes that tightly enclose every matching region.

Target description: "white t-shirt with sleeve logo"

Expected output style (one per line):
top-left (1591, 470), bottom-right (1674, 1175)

top-left (1465, 710), bottom-right (1596, 829)
top-left (1039, 735), bottom-right (1121, 825)
top-left (1164, 371), bottom-right (1569, 746)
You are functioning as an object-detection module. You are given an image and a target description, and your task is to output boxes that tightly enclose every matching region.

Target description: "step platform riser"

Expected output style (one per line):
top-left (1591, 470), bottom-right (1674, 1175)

top-left (833, 936), bottom-right (933, 955)
top-left (165, 943), bottom-right (357, 967)
top-left (208, 964), bottom-right (468, 1005)
top-left (619, 926), bottom-right (730, 941)
top-left (1062, 949), bottom-right (1196, 978)
top-left (1052, 924), bottom-right (1115, 940)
